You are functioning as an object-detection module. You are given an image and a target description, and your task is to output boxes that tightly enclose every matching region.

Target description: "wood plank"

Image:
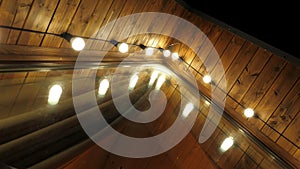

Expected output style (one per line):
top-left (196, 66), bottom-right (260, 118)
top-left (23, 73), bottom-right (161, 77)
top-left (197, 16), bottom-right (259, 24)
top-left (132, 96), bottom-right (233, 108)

top-left (226, 48), bottom-right (272, 110)
top-left (167, 134), bottom-right (197, 169)
top-left (90, 0), bottom-right (129, 50)
top-left (276, 136), bottom-right (298, 155)
top-left (98, 0), bottom-right (145, 51)
top-left (218, 145), bottom-right (244, 169)
top-left (199, 30), bottom-right (234, 75)
top-left (219, 41), bottom-right (259, 92)
top-left (245, 146), bottom-right (264, 165)
top-left (197, 25), bottom-right (223, 73)
top-left (0, 0), bottom-right (19, 43)
top-left (266, 79), bottom-right (300, 133)
top-left (223, 99), bottom-right (300, 168)
top-left (235, 55), bottom-right (287, 115)
top-left (186, 144), bottom-right (217, 169)
top-left (142, 2), bottom-right (187, 55)
top-left (59, 145), bottom-right (108, 169)
top-left (18, 0), bottom-right (59, 45)
top-left (189, 22), bottom-right (214, 71)
top-left (294, 149), bottom-right (300, 161)
top-left (41, 0), bottom-right (81, 47)
top-left (10, 83), bottom-right (41, 117)
top-left (257, 158), bottom-right (282, 169)
top-left (145, 153), bottom-right (176, 169)
top-left (233, 154), bottom-right (258, 169)
top-left (283, 111), bottom-right (300, 147)
top-left (260, 124), bottom-right (280, 141)
top-left (191, 113), bottom-right (206, 138)
top-left (24, 71), bottom-right (48, 83)
top-left (203, 130), bottom-right (226, 163)
top-left (59, 0), bottom-right (100, 48)
top-left (254, 62), bottom-right (299, 126)
top-left (0, 72), bottom-right (27, 86)
top-left (91, 0), bottom-right (148, 51)
top-left (6, 0), bottom-right (33, 45)
top-left (210, 35), bottom-right (245, 85)
top-left (154, 0), bottom-right (186, 51)
top-left (120, 0), bottom-right (166, 51)
top-left (0, 85), bottom-right (22, 119)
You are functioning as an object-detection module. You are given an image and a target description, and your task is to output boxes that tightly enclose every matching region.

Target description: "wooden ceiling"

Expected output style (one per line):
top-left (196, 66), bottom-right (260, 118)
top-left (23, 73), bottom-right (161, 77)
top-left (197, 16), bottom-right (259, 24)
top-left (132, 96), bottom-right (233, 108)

top-left (0, 0), bottom-right (299, 168)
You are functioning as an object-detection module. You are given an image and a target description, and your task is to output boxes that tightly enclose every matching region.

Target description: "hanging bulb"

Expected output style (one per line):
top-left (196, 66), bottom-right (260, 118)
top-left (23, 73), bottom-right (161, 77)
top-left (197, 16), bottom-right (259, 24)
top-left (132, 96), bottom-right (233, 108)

top-left (145, 47), bottom-right (154, 56)
top-left (171, 52), bottom-right (179, 60)
top-left (203, 75), bottom-right (212, 84)
top-left (163, 49), bottom-right (171, 57)
top-left (244, 108), bottom-right (255, 118)
top-left (71, 37), bottom-right (85, 51)
top-left (118, 43), bottom-right (129, 53)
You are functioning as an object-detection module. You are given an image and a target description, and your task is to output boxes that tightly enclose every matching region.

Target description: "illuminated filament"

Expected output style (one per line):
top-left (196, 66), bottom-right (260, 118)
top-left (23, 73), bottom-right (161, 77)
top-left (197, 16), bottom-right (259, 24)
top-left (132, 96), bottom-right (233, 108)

top-left (155, 75), bottom-right (166, 90)
top-left (48, 84), bottom-right (63, 105)
top-left (98, 79), bottom-right (110, 96)
top-left (182, 103), bottom-right (194, 118)
top-left (129, 74), bottom-right (139, 90)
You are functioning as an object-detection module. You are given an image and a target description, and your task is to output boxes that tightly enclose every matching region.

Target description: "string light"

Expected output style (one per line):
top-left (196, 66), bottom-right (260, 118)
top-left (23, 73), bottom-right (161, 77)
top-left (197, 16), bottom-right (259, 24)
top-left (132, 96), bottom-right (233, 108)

top-left (244, 108), bottom-right (255, 118)
top-left (0, 25), bottom-right (187, 62)
top-left (163, 49), bottom-right (171, 57)
top-left (171, 52), bottom-right (179, 60)
top-left (70, 37), bottom-right (85, 51)
top-left (203, 75), bottom-right (212, 84)
top-left (118, 42), bottom-right (129, 53)
top-left (145, 47), bottom-right (154, 56)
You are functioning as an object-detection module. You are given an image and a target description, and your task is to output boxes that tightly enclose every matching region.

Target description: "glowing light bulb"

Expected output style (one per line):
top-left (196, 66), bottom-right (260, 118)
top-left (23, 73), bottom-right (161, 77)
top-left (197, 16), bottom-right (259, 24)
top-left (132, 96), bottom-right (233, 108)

top-left (220, 137), bottom-right (234, 152)
top-left (204, 100), bottom-right (210, 106)
top-left (163, 50), bottom-right (171, 57)
top-left (48, 84), bottom-right (63, 105)
top-left (98, 79), bottom-right (110, 96)
top-left (71, 37), bottom-right (85, 51)
top-left (171, 52), bottom-right (179, 60)
top-left (203, 75), bottom-right (212, 84)
top-left (129, 74), bottom-right (139, 90)
top-left (182, 103), bottom-right (194, 118)
top-left (145, 47), bottom-right (154, 56)
top-left (118, 43), bottom-right (129, 53)
top-left (244, 108), bottom-right (255, 118)
top-left (148, 71), bottom-right (159, 87)
top-left (155, 75), bottom-right (166, 90)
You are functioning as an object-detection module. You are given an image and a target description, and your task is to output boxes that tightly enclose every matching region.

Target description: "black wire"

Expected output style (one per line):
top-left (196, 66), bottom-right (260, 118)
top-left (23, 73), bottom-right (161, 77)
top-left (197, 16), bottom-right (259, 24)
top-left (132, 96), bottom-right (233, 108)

top-left (0, 25), bottom-right (185, 60)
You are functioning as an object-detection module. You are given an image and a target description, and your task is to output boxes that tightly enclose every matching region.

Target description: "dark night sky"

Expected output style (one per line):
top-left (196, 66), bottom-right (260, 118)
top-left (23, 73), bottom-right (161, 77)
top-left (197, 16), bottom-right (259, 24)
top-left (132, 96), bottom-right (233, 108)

top-left (181, 1), bottom-right (299, 59)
